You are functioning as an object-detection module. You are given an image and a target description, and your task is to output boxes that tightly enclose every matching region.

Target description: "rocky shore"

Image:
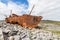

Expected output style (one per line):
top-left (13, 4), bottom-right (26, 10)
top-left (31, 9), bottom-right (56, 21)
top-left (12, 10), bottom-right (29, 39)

top-left (0, 21), bottom-right (60, 40)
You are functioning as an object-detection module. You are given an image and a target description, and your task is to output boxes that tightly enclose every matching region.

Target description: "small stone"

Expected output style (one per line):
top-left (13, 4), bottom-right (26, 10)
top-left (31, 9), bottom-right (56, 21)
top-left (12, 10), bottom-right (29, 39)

top-left (9, 36), bottom-right (14, 40)
top-left (8, 31), bottom-right (18, 36)
top-left (13, 35), bottom-right (20, 40)
top-left (22, 37), bottom-right (30, 40)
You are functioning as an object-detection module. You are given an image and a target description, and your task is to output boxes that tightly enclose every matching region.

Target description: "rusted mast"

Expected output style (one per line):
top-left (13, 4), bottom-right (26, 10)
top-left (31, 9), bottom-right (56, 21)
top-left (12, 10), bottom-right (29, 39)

top-left (10, 10), bottom-right (12, 15)
top-left (10, 10), bottom-right (12, 14)
top-left (29, 5), bottom-right (35, 15)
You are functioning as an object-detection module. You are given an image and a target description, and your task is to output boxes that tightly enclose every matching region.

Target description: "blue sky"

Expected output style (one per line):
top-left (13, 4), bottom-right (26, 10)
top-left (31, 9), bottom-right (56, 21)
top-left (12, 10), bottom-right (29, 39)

top-left (0, 0), bottom-right (29, 20)
top-left (1, 0), bottom-right (28, 5)
top-left (1, 0), bottom-right (29, 8)
top-left (0, 0), bottom-right (60, 21)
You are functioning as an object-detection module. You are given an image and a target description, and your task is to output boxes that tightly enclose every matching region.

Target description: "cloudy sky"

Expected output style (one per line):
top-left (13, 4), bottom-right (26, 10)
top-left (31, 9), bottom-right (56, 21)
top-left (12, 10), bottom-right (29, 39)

top-left (0, 0), bottom-right (60, 21)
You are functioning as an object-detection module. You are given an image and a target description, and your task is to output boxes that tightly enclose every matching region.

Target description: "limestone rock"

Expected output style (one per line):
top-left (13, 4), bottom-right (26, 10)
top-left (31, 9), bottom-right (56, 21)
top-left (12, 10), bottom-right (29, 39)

top-left (0, 28), bottom-right (4, 40)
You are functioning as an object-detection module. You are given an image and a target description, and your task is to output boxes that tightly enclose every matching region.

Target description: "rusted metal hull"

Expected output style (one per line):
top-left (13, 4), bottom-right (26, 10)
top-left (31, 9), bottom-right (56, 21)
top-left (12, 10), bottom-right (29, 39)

top-left (5, 14), bottom-right (42, 29)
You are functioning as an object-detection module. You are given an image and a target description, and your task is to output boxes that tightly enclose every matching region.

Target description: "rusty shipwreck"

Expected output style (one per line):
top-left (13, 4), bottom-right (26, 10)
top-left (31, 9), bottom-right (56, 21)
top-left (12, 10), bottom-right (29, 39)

top-left (5, 5), bottom-right (43, 29)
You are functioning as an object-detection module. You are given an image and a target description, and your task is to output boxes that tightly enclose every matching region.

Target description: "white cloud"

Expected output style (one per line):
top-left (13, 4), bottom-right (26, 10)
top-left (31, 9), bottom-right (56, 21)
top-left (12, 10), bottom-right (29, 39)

top-left (27, 0), bottom-right (60, 21)
top-left (0, 1), bottom-right (27, 20)
top-left (0, 0), bottom-right (60, 21)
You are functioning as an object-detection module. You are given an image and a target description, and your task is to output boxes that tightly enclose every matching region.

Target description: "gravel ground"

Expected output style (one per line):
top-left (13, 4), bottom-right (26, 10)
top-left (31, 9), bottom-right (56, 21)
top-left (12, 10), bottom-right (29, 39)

top-left (0, 21), bottom-right (60, 40)
top-left (39, 22), bottom-right (60, 31)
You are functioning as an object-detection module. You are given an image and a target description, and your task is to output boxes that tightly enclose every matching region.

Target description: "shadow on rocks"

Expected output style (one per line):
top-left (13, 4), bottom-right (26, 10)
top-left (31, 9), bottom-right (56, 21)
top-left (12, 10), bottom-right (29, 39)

top-left (35, 26), bottom-right (42, 29)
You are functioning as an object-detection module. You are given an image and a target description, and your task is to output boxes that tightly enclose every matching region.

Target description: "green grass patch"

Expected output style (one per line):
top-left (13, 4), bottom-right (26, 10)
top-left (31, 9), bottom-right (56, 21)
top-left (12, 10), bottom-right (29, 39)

top-left (41, 20), bottom-right (60, 25)
top-left (45, 30), bottom-right (60, 36)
